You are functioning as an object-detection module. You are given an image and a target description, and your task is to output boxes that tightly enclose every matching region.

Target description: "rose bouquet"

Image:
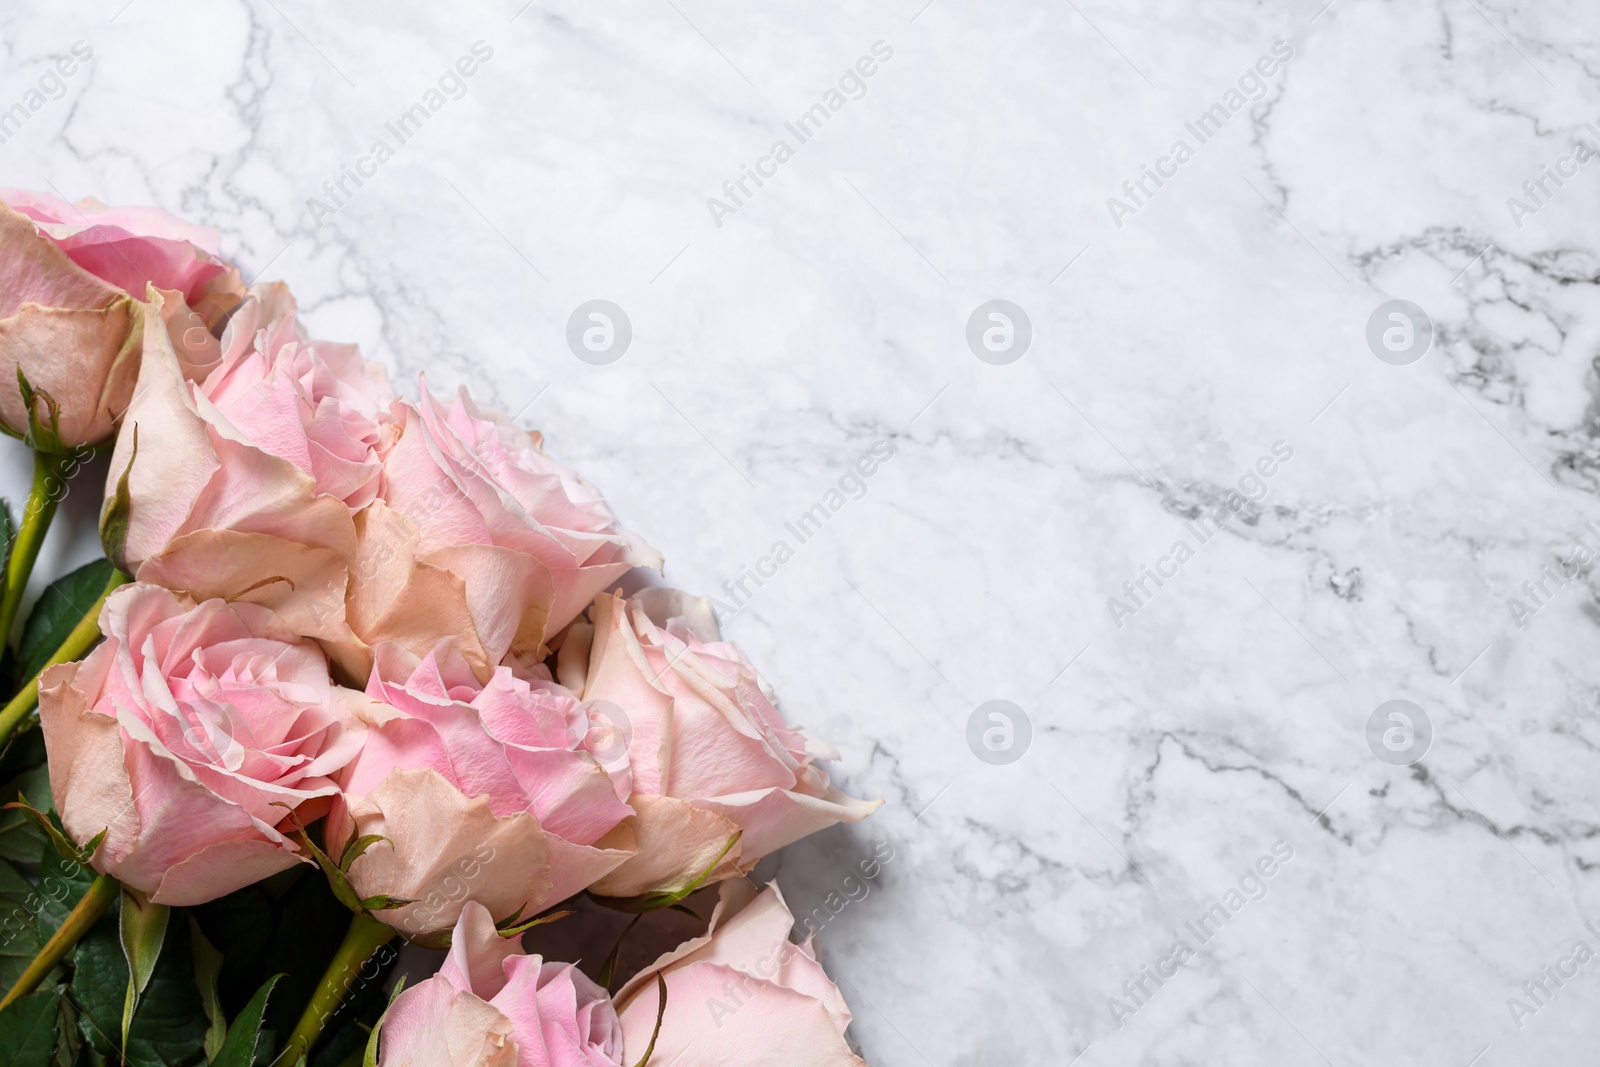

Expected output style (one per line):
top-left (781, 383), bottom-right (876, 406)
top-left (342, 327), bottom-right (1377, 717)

top-left (0, 188), bottom-right (880, 1066)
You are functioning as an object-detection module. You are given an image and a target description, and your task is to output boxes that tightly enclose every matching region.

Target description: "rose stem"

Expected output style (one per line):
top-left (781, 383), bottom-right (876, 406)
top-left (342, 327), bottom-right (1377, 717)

top-left (0, 567), bottom-right (129, 746)
top-left (0, 450), bottom-right (79, 649)
top-left (0, 873), bottom-right (118, 1011)
top-left (282, 910), bottom-right (396, 1061)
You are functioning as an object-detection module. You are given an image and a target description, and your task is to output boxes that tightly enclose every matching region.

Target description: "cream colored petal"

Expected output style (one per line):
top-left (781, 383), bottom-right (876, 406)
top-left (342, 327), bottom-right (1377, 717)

top-left (333, 768), bottom-right (553, 944)
top-left (618, 962), bottom-right (865, 1067)
top-left (587, 794), bottom-right (742, 899)
top-left (104, 289), bottom-right (219, 567)
top-left (348, 502), bottom-right (490, 681)
top-left (37, 658), bottom-right (140, 876)
top-left (543, 835), bottom-right (634, 908)
top-left (135, 529), bottom-right (354, 647)
top-left (695, 785), bottom-right (884, 866)
top-left (151, 838), bottom-right (303, 906)
top-left (380, 977), bottom-right (518, 1067)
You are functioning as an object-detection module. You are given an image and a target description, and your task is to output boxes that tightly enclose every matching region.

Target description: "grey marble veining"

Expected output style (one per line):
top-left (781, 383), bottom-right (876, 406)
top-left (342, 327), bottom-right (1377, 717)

top-left (2, 0), bottom-right (1598, 1062)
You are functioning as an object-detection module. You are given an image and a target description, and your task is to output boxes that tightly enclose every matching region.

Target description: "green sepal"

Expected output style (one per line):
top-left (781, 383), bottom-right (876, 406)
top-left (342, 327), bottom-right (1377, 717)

top-left (99, 422), bottom-right (138, 572)
top-left (495, 909), bottom-right (572, 939)
top-left (339, 834), bottom-right (386, 871)
top-left (361, 976), bottom-right (408, 1067)
top-left (589, 832), bottom-right (740, 914)
top-left (289, 825), bottom-right (363, 913)
top-left (597, 914), bottom-right (643, 992)
top-left (629, 973), bottom-right (668, 1067)
top-left (15, 368), bottom-right (63, 454)
top-left (4, 795), bottom-right (102, 866)
top-left (119, 886), bottom-right (171, 1058)
top-left (278, 807), bottom-right (398, 917)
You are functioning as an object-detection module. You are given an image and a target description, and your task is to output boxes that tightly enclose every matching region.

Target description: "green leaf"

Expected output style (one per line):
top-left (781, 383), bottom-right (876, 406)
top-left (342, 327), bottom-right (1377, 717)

top-left (191, 886), bottom-right (274, 1017)
top-left (15, 558), bottom-right (115, 683)
top-left (119, 889), bottom-right (171, 1056)
top-left (0, 986), bottom-right (62, 1066)
top-left (188, 917), bottom-right (226, 1063)
top-left (0, 853), bottom-right (48, 989)
top-left (0, 765), bottom-right (51, 864)
top-left (71, 907), bottom-right (206, 1067)
top-left (211, 974), bottom-right (281, 1067)
top-left (50, 993), bottom-right (84, 1066)
top-left (34, 832), bottom-right (98, 937)
top-left (98, 423), bottom-right (137, 572)
top-left (0, 727), bottom-right (48, 794)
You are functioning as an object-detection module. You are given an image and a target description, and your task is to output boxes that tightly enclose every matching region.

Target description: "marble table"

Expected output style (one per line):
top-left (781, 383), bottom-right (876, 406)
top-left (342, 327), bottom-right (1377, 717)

top-left (3, 0), bottom-right (1598, 1062)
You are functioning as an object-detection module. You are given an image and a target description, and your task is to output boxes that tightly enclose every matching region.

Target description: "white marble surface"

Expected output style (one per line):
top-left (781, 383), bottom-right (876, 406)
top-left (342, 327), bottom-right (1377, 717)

top-left (4, 0), bottom-right (1600, 1062)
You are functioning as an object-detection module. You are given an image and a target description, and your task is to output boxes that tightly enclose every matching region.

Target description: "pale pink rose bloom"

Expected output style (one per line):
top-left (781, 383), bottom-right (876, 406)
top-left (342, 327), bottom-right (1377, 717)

top-left (2, 189), bottom-right (229, 305)
top-left (327, 639), bottom-right (635, 944)
top-left (37, 583), bottom-right (363, 905)
top-left (614, 880), bottom-right (866, 1067)
top-left (102, 284), bottom-right (398, 673)
top-left (0, 189), bottom-right (238, 446)
top-left (379, 901), bottom-right (624, 1067)
top-left (349, 381), bottom-right (660, 683)
top-left (563, 590), bottom-right (881, 898)
top-left (197, 283), bottom-right (397, 509)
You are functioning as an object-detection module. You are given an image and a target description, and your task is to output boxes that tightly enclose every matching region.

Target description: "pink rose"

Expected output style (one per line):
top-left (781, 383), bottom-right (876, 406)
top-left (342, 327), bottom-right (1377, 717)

top-left (563, 590), bottom-right (880, 898)
top-left (37, 583), bottom-right (362, 905)
top-left (102, 283), bottom-right (397, 674)
top-left (378, 901), bottom-right (624, 1067)
top-left (0, 189), bottom-right (238, 446)
top-left (1, 189), bottom-right (229, 307)
top-left (614, 880), bottom-right (866, 1066)
top-left (327, 639), bottom-right (635, 943)
top-left (348, 382), bottom-right (659, 682)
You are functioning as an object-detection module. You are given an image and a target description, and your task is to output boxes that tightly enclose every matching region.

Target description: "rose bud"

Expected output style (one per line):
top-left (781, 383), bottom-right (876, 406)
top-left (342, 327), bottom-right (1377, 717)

top-left (101, 283), bottom-right (398, 674)
top-left (0, 188), bottom-right (239, 448)
top-left (328, 639), bottom-right (635, 944)
top-left (614, 880), bottom-right (866, 1066)
top-left (37, 583), bottom-right (363, 905)
top-left (563, 590), bottom-right (880, 898)
top-left (377, 900), bottom-right (624, 1067)
top-left (348, 381), bottom-right (659, 682)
